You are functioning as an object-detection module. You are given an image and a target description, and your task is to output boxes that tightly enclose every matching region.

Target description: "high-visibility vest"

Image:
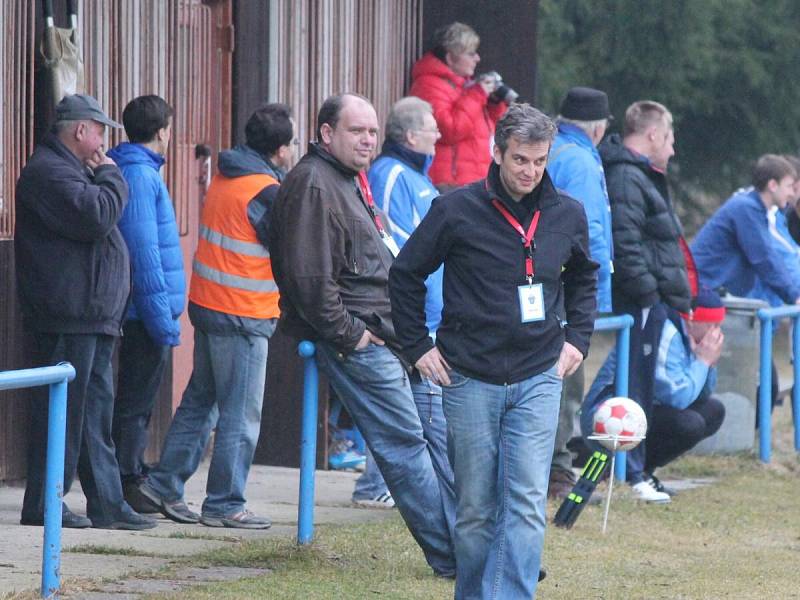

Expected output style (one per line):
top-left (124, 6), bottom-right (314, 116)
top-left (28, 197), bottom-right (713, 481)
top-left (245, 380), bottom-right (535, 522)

top-left (189, 172), bottom-right (280, 319)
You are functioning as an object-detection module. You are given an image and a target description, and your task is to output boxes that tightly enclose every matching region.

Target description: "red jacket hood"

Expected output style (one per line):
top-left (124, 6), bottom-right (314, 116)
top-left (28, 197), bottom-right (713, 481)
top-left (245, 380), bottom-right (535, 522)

top-left (411, 52), bottom-right (466, 88)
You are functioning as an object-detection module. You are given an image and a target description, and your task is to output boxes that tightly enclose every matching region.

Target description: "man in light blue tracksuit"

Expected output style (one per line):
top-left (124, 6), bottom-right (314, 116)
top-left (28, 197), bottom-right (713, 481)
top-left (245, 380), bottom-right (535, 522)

top-left (545, 87), bottom-right (613, 498)
top-left (581, 288), bottom-right (726, 498)
top-left (109, 96), bottom-right (186, 513)
top-left (352, 97), bottom-right (454, 515)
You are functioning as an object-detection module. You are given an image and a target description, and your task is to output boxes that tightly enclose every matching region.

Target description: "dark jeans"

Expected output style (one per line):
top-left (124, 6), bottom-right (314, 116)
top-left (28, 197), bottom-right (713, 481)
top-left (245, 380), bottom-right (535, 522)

top-left (112, 320), bottom-right (170, 482)
top-left (612, 299), bottom-right (663, 484)
top-left (22, 333), bottom-right (133, 525)
top-left (645, 396), bottom-right (725, 471)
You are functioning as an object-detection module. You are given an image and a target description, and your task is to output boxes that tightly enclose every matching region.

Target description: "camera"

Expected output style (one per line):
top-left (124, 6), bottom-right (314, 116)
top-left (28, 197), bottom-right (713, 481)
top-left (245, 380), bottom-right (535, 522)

top-left (479, 71), bottom-right (519, 104)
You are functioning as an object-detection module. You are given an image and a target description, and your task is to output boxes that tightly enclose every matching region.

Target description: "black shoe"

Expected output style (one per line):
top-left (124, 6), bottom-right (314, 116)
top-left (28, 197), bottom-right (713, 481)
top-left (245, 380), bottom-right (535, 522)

top-left (539, 567), bottom-right (547, 582)
top-left (123, 479), bottom-right (160, 514)
top-left (138, 481), bottom-right (200, 524)
top-left (21, 504), bottom-right (91, 528)
top-left (92, 511), bottom-right (158, 530)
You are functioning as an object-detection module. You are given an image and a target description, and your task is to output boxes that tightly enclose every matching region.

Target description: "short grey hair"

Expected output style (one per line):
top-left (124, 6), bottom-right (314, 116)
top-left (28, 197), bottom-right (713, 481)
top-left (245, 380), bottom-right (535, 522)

top-left (385, 97), bottom-right (434, 144)
top-left (495, 104), bottom-right (557, 154)
top-left (556, 116), bottom-right (608, 138)
top-left (432, 22), bottom-right (479, 57)
top-left (53, 119), bottom-right (81, 135)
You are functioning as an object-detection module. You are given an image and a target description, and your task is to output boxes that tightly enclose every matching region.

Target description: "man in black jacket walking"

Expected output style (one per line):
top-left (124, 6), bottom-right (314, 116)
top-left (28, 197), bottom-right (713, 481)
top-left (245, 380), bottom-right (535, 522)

top-left (390, 103), bottom-right (598, 600)
top-left (16, 94), bottom-right (155, 530)
top-left (598, 100), bottom-right (693, 503)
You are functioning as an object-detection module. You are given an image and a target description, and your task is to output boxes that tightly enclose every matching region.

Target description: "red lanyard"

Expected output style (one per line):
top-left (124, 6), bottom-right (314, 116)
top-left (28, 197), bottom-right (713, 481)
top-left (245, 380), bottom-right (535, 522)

top-left (357, 171), bottom-right (386, 234)
top-left (492, 199), bottom-right (540, 283)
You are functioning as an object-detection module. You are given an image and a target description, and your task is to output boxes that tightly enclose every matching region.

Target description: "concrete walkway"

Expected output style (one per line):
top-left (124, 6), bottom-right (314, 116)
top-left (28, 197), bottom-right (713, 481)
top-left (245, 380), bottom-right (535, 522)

top-left (0, 464), bottom-right (393, 599)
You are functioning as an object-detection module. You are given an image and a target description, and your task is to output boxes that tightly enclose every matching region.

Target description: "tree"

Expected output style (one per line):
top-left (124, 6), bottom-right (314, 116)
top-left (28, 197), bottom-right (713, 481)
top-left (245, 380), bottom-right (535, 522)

top-left (536, 0), bottom-right (800, 232)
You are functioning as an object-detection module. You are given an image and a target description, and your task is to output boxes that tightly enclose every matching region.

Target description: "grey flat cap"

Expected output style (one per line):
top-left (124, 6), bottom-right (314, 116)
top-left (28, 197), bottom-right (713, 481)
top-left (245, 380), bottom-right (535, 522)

top-left (55, 94), bottom-right (122, 128)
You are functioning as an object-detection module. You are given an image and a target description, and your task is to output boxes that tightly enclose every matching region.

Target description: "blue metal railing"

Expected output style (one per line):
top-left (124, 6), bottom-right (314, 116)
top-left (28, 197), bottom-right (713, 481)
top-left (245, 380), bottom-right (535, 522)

top-left (297, 341), bottom-right (319, 545)
top-left (757, 306), bottom-right (800, 463)
top-left (0, 363), bottom-right (76, 599)
top-left (593, 315), bottom-right (635, 480)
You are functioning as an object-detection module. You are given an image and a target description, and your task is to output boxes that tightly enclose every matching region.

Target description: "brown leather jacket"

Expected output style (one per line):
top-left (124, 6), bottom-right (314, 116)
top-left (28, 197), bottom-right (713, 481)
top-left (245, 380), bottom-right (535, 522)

top-left (269, 143), bottom-right (397, 353)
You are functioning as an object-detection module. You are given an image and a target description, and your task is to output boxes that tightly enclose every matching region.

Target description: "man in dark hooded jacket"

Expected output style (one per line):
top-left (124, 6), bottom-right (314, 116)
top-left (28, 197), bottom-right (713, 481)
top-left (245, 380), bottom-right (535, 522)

top-left (137, 104), bottom-right (296, 529)
top-left (17, 94), bottom-right (156, 530)
top-left (598, 100), bottom-right (693, 503)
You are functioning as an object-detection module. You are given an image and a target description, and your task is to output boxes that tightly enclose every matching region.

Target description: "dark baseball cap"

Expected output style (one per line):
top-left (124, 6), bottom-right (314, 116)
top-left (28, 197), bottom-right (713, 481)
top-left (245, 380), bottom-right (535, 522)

top-left (559, 87), bottom-right (612, 121)
top-left (55, 94), bottom-right (122, 128)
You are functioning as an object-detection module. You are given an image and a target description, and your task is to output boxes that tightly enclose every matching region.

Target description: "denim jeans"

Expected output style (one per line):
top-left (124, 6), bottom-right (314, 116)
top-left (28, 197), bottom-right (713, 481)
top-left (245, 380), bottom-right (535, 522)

top-left (147, 324), bottom-right (272, 516)
top-left (22, 333), bottom-right (134, 525)
top-left (316, 342), bottom-right (455, 575)
top-left (353, 374), bottom-right (455, 515)
top-left (113, 320), bottom-right (170, 482)
top-left (443, 365), bottom-right (562, 600)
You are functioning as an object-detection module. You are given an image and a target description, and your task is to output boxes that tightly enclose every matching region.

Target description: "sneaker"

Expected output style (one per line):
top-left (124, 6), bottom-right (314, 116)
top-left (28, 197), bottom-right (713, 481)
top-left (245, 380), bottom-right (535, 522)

top-left (200, 510), bottom-right (271, 530)
top-left (329, 449), bottom-right (366, 471)
top-left (137, 481), bottom-right (200, 524)
top-left (353, 492), bottom-right (395, 509)
top-left (647, 474), bottom-right (677, 497)
top-left (92, 511), bottom-right (158, 530)
top-left (631, 481), bottom-right (671, 504)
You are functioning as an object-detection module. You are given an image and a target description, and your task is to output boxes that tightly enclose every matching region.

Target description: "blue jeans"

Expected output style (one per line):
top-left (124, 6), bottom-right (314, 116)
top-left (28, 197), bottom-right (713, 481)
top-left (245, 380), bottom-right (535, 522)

top-left (317, 342), bottom-right (455, 575)
top-left (443, 366), bottom-right (562, 600)
top-left (113, 320), bottom-right (171, 482)
top-left (353, 375), bottom-right (454, 512)
top-left (147, 325), bottom-right (272, 516)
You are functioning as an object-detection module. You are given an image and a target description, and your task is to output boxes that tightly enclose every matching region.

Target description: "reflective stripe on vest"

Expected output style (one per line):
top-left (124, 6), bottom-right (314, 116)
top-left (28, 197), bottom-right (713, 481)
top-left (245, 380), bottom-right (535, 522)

top-left (189, 172), bottom-right (280, 319)
top-left (199, 224), bottom-right (270, 258)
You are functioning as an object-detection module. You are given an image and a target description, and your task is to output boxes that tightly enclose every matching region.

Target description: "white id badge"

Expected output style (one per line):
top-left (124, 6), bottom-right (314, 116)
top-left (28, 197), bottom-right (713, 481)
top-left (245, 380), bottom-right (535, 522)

top-left (518, 283), bottom-right (545, 323)
top-left (382, 233), bottom-right (401, 257)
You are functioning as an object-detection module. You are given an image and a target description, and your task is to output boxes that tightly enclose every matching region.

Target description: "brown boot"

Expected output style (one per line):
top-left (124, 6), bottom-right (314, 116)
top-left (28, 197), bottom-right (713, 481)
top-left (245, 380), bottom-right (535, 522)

top-left (547, 468), bottom-right (577, 500)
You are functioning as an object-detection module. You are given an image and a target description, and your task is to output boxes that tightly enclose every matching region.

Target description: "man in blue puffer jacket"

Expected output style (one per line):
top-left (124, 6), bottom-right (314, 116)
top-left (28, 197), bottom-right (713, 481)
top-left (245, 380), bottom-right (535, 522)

top-left (545, 87), bottom-right (613, 500)
top-left (108, 95), bottom-right (186, 512)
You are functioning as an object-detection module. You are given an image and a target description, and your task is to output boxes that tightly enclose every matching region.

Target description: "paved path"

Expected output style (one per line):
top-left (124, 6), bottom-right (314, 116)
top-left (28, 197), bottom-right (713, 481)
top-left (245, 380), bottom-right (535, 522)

top-left (0, 464), bottom-right (393, 598)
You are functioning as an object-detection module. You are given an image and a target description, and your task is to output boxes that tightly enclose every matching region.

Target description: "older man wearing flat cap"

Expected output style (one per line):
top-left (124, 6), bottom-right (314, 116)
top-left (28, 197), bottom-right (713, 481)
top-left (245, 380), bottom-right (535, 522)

top-left (546, 86), bottom-right (614, 500)
top-left (16, 94), bottom-right (156, 530)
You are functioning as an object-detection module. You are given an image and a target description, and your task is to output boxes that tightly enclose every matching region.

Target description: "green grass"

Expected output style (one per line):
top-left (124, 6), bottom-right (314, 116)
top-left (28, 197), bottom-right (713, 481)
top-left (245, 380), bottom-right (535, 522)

top-left (142, 402), bottom-right (800, 599)
top-left (63, 544), bottom-right (156, 557)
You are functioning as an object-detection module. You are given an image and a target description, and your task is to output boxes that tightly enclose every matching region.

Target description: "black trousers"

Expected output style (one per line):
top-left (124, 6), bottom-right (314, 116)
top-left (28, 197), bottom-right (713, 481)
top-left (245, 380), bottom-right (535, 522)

top-left (22, 333), bottom-right (129, 525)
top-left (112, 320), bottom-right (170, 482)
top-left (645, 396), bottom-right (726, 472)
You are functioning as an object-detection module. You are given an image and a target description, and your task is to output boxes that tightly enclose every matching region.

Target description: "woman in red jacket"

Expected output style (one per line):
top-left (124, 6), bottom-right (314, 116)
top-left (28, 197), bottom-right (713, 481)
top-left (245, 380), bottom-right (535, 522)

top-left (409, 22), bottom-right (508, 190)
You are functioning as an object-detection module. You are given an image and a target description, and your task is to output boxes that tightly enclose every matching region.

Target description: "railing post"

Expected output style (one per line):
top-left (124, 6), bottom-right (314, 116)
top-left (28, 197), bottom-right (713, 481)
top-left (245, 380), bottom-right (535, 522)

top-left (793, 317), bottom-right (800, 453)
top-left (758, 314), bottom-right (773, 463)
top-left (297, 341), bottom-right (318, 545)
top-left (42, 377), bottom-right (68, 599)
top-left (613, 317), bottom-right (632, 481)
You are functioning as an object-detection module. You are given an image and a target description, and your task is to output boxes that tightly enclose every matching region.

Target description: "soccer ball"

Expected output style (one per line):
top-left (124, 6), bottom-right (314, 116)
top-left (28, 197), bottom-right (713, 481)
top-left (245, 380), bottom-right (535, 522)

top-left (592, 397), bottom-right (647, 451)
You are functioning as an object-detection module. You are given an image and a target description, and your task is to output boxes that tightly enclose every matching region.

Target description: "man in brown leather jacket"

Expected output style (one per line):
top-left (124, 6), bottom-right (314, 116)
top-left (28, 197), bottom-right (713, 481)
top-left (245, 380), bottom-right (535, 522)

top-left (269, 93), bottom-right (455, 578)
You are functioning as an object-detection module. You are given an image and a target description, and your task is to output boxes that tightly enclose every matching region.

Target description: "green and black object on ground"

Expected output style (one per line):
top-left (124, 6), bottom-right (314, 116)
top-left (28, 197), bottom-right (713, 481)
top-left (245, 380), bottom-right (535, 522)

top-left (553, 450), bottom-right (609, 528)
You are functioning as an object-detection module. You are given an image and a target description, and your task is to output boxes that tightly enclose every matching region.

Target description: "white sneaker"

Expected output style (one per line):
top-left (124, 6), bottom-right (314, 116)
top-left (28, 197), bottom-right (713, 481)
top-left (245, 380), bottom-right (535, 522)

top-left (353, 492), bottom-right (395, 509)
top-left (631, 481), bottom-right (671, 504)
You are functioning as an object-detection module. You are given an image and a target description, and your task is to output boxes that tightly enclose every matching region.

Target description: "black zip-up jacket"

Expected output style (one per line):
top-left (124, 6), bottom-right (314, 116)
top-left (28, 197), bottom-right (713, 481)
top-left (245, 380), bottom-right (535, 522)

top-left (599, 134), bottom-right (691, 313)
top-left (389, 163), bottom-right (598, 385)
top-left (269, 143), bottom-right (397, 352)
top-left (15, 133), bottom-right (130, 335)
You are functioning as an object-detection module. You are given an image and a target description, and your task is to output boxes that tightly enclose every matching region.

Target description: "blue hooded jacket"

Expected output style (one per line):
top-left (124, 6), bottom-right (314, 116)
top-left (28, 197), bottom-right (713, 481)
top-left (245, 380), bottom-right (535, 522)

top-left (747, 203), bottom-right (800, 307)
top-left (548, 123), bottom-right (613, 313)
top-left (692, 188), bottom-right (800, 304)
top-left (108, 142), bottom-right (186, 346)
top-left (369, 141), bottom-right (443, 333)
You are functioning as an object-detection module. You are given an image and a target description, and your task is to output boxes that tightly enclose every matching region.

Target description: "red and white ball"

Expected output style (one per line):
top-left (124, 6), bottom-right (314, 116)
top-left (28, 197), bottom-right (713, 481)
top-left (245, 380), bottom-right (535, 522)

top-left (592, 397), bottom-right (647, 451)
